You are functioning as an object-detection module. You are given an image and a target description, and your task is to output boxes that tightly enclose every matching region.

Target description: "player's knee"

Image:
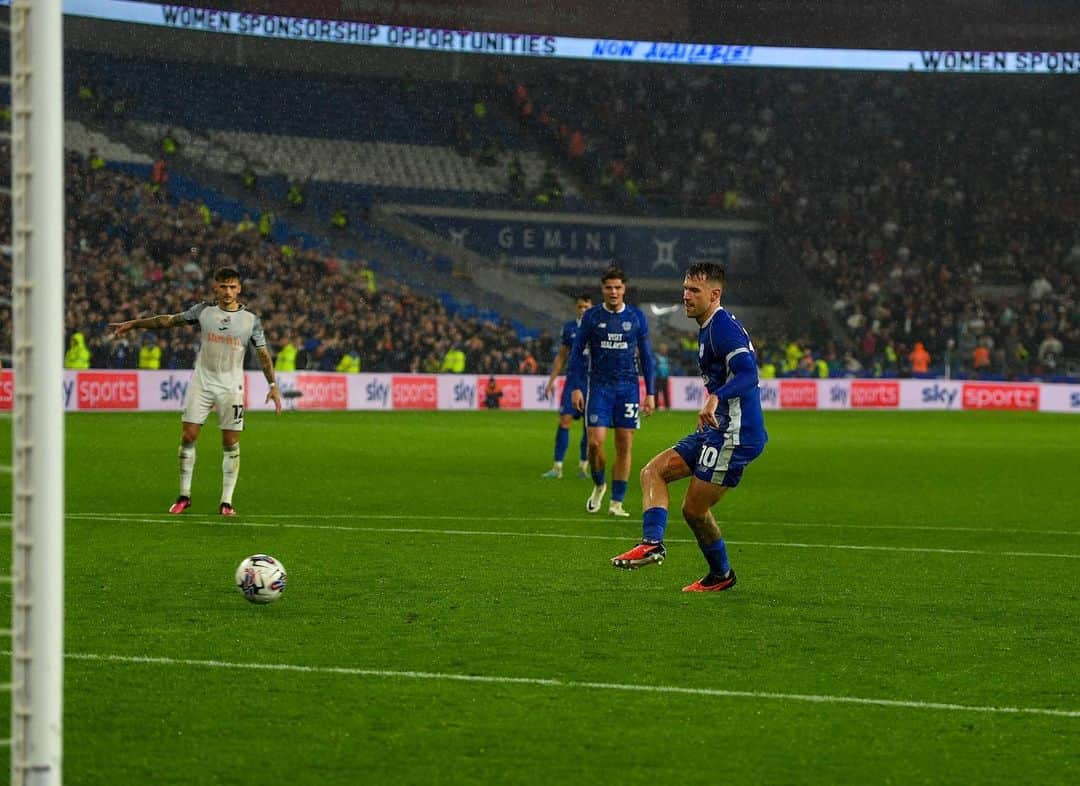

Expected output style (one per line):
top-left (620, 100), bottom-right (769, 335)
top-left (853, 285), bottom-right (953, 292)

top-left (640, 459), bottom-right (663, 486)
top-left (681, 500), bottom-right (709, 524)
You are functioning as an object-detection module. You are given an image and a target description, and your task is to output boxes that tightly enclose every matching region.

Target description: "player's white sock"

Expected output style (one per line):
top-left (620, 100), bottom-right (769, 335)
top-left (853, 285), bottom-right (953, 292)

top-left (553, 461), bottom-right (563, 471)
top-left (221, 443), bottom-right (240, 505)
top-left (178, 443), bottom-right (196, 497)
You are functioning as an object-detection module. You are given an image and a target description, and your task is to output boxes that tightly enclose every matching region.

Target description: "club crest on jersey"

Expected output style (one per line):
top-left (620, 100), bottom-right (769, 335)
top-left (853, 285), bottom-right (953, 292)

top-left (622, 321), bottom-right (632, 331)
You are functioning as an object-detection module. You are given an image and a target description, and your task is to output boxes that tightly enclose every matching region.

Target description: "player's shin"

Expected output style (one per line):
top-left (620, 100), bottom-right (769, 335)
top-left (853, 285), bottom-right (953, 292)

top-left (642, 507), bottom-right (668, 543)
top-left (221, 443), bottom-right (240, 504)
top-left (178, 442), bottom-right (196, 497)
top-left (554, 426), bottom-right (570, 462)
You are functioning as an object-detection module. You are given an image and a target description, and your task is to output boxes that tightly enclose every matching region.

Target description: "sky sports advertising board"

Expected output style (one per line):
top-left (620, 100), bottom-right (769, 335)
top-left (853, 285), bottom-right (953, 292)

top-left (4, 0), bottom-right (1079, 75)
top-left (12, 371), bottom-right (1077, 414)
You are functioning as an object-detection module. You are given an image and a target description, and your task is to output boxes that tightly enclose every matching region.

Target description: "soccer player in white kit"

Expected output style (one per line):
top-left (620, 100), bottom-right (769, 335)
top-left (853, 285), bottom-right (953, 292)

top-left (110, 267), bottom-right (283, 515)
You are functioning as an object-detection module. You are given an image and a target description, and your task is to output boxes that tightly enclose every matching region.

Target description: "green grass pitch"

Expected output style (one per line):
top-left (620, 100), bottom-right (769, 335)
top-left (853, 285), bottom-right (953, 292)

top-left (0, 410), bottom-right (1078, 784)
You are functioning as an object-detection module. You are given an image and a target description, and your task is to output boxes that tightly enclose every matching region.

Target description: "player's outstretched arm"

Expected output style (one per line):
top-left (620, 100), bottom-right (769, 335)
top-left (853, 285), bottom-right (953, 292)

top-left (257, 347), bottom-right (283, 414)
top-left (109, 313), bottom-right (185, 338)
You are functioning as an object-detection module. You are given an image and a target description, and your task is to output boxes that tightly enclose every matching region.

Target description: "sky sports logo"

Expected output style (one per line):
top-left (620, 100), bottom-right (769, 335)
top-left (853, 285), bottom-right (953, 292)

top-left (74, 372), bottom-right (139, 409)
top-left (961, 384), bottom-right (1039, 411)
top-left (850, 381), bottom-right (899, 408)
top-left (392, 376), bottom-right (437, 410)
top-left (780, 381), bottom-right (817, 408)
top-left (295, 375), bottom-right (347, 409)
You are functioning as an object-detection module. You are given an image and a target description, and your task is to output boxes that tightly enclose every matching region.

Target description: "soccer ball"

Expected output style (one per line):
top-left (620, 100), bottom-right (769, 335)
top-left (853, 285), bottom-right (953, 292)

top-left (235, 554), bottom-right (287, 604)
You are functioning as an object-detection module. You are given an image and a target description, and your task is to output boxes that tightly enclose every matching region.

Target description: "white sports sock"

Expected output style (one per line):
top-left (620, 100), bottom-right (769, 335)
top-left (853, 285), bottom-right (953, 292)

top-left (178, 443), bottom-right (196, 497)
top-left (221, 443), bottom-right (240, 505)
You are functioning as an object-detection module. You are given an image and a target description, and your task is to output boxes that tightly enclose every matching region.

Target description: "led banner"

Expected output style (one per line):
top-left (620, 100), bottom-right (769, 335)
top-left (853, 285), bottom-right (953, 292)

top-left (37, 371), bottom-right (1080, 413)
top-left (3, 0), bottom-right (1077, 74)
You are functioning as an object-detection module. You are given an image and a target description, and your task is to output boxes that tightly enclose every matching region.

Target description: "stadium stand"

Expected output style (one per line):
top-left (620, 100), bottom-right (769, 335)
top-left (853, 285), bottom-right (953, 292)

top-left (3, 49), bottom-right (1076, 380)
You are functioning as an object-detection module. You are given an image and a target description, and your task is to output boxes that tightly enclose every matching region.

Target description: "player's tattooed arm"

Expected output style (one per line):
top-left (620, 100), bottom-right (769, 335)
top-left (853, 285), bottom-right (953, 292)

top-left (108, 313), bottom-right (186, 336)
top-left (256, 347), bottom-right (276, 382)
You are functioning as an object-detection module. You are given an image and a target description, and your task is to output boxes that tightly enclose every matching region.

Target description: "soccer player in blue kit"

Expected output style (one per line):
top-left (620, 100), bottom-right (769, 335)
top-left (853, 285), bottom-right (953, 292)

top-left (611, 262), bottom-right (767, 592)
top-left (541, 293), bottom-right (593, 479)
top-left (567, 266), bottom-right (656, 517)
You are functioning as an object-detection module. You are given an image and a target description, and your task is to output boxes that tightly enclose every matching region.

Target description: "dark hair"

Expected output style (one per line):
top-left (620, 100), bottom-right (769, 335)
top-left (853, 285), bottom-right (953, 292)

top-left (575, 292), bottom-right (593, 303)
top-left (685, 262), bottom-right (725, 286)
top-left (214, 267), bottom-right (242, 283)
top-left (601, 265), bottom-right (626, 284)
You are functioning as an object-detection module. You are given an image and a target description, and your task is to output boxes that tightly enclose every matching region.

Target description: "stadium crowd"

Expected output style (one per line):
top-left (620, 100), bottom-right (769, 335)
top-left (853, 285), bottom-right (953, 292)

top-left (506, 69), bottom-right (1079, 379)
top-left (0, 154), bottom-right (554, 376)
top-left (1, 64), bottom-right (1077, 382)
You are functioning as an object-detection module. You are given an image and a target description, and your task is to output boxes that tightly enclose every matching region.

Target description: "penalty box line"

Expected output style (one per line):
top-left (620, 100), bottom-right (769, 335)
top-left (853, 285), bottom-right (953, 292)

top-left (66, 513), bottom-right (1080, 560)
top-left (60, 650), bottom-right (1080, 719)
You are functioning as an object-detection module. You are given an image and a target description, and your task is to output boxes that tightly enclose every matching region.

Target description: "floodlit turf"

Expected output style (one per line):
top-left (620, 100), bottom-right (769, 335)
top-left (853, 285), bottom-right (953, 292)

top-left (0, 409), bottom-right (1078, 784)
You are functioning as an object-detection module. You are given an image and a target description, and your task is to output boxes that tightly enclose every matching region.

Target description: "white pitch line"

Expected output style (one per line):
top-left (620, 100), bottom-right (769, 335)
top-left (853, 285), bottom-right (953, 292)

top-left (64, 514), bottom-right (1080, 560)
top-left (73, 511), bottom-right (1080, 538)
top-left (61, 651), bottom-right (1080, 719)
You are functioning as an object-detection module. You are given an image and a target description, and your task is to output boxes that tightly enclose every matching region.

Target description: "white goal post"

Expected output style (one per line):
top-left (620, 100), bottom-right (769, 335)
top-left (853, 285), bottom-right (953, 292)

top-left (7, 1), bottom-right (66, 784)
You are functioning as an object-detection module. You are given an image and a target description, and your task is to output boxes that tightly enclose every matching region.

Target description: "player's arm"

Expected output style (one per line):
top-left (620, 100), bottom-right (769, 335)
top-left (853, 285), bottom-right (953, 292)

top-left (700, 350), bottom-right (758, 429)
top-left (636, 327), bottom-right (657, 417)
top-left (256, 346), bottom-right (283, 415)
top-left (566, 316), bottom-right (589, 412)
top-left (544, 345), bottom-right (570, 398)
top-left (109, 313), bottom-right (185, 337)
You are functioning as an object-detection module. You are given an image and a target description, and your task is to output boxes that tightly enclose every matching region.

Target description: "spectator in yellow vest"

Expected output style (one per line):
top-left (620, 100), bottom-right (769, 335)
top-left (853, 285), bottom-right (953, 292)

top-left (440, 345), bottom-right (466, 373)
top-left (358, 266), bottom-right (376, 293)
top-left (236, 213), bottom-right (256, 235)
top-left (285, 183), bottom-right (304, 211)
top-left (258, 209), bottom-right (274, 239)
top-left (65, 332), bottom-right (91, 369)
top-left (336, 350), bottom-right (361, 374)
top-left (139, 340), bottom-right (163, 370)
top-left (275, 335), bottom-right (298, 371)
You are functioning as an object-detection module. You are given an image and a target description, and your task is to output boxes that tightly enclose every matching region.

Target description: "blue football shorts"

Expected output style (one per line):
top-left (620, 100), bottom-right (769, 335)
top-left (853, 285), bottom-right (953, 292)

top-left (673, 429), bottom-right (765, 487)
top-left (559, 384), bottom-right (583, 418)
top-left (586, 381), bottom-right (641, 429)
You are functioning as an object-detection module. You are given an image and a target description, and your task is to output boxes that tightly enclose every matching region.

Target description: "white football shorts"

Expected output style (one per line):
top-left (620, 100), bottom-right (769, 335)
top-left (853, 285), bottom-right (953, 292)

top-left (183, 375), bottom-right (245, 432)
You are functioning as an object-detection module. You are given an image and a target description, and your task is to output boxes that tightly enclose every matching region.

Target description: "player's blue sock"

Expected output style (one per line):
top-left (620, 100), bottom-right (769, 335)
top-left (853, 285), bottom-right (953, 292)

top-left (553, 426), bottom-right (570, 462)
top-left (578, 429), bottom-right (588, 462)
top-left (591, 469), bottom-right (605, 486)
top-left (611, 480), bottom-right (628, 502)
top-left (702, 538), bottom-right (732, 575)
top-left (642, 507), bottom-right (668, 542)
